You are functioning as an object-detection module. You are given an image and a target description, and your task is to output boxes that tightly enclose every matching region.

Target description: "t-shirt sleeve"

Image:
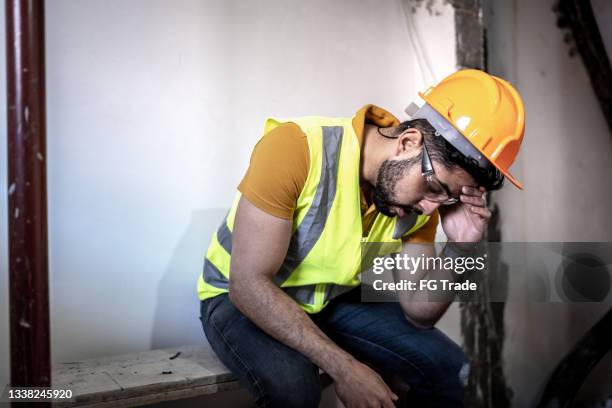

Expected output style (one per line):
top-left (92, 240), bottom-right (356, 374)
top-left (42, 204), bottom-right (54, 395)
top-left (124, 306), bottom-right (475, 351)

top-left (237, 122), bottom-right (309, 220)
top-left (402, 210), bottom-right (439, 243)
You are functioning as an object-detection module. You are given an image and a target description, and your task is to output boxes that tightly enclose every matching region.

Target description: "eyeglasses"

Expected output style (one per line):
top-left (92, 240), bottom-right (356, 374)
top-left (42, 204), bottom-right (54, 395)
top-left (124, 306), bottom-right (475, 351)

top-left (421, 142), bottom-right (460, 205)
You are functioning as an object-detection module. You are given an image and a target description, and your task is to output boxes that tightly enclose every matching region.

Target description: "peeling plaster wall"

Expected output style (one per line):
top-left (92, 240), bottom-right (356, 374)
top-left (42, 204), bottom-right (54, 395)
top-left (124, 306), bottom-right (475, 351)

top-left (487, 0), bottom-right (612, 405)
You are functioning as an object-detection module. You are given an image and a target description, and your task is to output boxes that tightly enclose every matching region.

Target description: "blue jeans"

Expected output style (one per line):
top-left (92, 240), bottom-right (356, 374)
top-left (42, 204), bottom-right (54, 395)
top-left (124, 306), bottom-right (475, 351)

top-left (200, 287), bottom-right (468, 407)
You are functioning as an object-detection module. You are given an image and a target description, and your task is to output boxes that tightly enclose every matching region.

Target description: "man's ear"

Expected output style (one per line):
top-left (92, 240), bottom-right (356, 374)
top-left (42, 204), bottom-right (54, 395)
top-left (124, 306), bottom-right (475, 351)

top-left (395, 128), bottom-right (423, 156)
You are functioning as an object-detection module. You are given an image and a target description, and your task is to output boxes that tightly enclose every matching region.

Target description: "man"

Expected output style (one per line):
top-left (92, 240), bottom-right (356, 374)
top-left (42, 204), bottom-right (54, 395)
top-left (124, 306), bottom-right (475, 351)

top-left (197, 69), bottom-right (525, 407)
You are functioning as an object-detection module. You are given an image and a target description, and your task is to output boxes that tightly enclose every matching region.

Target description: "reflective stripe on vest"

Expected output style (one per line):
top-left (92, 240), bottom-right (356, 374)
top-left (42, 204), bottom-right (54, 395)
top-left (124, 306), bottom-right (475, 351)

top-left (216, 216), bottom-right (232, 255)
top-left (275, 126), bottom-right (343, 285)
top-left (203, 258), bottom-right (229, 290)
top-left (201, 215), bottom-right (429, 309)
top-left (204, 255), bottom-right (354, 306)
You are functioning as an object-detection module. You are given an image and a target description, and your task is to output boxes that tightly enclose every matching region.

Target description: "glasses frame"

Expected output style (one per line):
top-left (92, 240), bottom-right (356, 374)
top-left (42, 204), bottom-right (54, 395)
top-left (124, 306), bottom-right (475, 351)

top-left (421, 142), bottom-right (460, 205)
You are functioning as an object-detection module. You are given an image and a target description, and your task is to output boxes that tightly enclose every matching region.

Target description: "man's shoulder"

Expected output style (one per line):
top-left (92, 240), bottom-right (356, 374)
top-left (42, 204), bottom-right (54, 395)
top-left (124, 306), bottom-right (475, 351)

top-left (238, 121), bottom-right (310, 220)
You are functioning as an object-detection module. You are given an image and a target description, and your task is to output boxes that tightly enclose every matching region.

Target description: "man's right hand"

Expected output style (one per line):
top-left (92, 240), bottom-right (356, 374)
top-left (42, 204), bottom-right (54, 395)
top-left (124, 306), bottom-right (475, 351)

top-left (333, 359), bottom-right (398, 408)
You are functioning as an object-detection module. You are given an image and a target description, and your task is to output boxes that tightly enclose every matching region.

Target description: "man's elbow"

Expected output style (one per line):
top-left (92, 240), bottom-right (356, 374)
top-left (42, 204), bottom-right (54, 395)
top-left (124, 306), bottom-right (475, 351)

top-left (228, 274), bottom-right (265, 307)
top-left (228, 276), bottom-right (247, 306)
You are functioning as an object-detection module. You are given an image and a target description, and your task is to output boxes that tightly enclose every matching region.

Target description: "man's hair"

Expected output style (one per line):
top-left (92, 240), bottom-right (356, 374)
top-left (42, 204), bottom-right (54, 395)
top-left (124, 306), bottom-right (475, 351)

top-left (395, 119), bottom-right (504, 191)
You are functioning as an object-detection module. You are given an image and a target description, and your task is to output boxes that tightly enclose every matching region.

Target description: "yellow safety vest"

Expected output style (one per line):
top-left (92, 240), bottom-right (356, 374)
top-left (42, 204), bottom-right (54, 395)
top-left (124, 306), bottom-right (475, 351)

top-left (197, 115), bottom-right (431, 313)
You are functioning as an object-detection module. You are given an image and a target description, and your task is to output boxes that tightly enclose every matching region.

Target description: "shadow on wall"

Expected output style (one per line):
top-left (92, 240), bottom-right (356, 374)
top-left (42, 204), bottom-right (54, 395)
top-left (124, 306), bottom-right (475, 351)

top-left (150, 208), bottom-right (228, 350)
top-left (146, 208), bottom-right (353, 408)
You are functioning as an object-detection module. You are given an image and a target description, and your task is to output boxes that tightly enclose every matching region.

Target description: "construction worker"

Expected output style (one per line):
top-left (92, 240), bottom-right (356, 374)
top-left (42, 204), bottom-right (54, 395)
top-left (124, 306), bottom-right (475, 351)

top-left (197, 69), bottom-right (525, 407)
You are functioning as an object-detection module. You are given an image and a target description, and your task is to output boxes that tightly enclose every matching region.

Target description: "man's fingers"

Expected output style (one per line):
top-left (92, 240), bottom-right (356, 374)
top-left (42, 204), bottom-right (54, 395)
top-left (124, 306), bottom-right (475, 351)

top-left (381, 395), bottom-right (397, 408)
top-left (379, 379), bottom-right (398, 408)
top-left (460, 194), bottom-right (485, 206)
top-left (383, 380), bottom-right (399, 408)
top-left (470, 205), bottom-right (491, 219)
top-left (388, 389), bottom-right (399, 401)
top-left (462, 185), bottom-right (486, 196)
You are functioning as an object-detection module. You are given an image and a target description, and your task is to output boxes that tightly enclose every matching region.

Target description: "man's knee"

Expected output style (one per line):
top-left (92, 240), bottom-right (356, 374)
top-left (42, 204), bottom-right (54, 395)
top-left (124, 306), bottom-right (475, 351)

top-left (429, 339), bottom-right (469, 396)
top-left (398, 330), bottom-right (468, 401)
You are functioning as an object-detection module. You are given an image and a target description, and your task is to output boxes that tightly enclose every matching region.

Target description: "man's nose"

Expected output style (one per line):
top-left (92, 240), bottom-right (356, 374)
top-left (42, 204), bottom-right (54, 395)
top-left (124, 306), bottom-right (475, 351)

top-left (419, 200), bottom-right (441, 216)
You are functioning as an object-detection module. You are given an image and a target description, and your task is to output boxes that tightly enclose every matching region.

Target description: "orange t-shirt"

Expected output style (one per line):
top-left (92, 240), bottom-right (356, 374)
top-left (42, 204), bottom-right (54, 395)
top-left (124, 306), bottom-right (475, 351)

top-left (238, 105), bottom-right (438, 243)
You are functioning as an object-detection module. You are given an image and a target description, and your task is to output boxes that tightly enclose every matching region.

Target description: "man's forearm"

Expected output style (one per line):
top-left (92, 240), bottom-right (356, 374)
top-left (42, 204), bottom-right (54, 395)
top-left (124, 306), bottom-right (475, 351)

top-left (394, 242), bottom-right (477, 328)
top-left (229, 277), bottom-right (354, 380)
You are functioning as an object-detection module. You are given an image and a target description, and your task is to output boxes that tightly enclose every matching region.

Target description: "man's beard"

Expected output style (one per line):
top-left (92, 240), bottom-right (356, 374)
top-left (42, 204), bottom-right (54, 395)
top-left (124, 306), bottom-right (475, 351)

top-left (373, 157), bottom-right (420, 217)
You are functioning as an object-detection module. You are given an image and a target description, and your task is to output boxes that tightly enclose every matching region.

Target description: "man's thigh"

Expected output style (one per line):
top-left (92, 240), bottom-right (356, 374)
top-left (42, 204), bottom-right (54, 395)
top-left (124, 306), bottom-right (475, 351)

top-left (319, 288), bottom-right (468, 407)
top-left (200, 294), bottom-right (321, 408)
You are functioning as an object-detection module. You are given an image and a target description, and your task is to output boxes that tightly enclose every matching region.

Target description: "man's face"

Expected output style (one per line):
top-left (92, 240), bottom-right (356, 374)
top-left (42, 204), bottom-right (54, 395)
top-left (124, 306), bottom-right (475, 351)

top-left (373, 143), bottom-right (475, 219)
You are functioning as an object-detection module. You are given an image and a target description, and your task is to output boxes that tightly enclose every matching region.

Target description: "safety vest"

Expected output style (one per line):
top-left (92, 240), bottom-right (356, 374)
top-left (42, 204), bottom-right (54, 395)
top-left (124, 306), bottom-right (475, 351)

top-left (197, 115), bottom-right (431, 313)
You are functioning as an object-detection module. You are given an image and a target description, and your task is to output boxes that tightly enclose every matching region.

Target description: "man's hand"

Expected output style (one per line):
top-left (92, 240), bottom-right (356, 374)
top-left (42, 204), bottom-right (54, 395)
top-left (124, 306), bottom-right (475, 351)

top-left (334, 359), bottom-right (398, 408)
top-left (440, 186), bottom-right (491, 242)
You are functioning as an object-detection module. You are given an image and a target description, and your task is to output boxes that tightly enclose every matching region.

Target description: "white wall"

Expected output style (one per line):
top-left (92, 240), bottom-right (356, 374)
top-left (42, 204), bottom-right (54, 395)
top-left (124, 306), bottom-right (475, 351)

top-left (0, 0), bottom-right (458, 401)
top-left (487, 0), bottom-right (612, 405)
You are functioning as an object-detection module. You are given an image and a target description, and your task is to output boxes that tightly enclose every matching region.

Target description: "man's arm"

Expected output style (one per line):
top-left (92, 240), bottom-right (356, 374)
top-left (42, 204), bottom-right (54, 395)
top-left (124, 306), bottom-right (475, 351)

top-left (229, 196), bottom-right (398, 408)
top-left (391, 243), bottom-right (451, 329)
top-left (393, 242), bottom-right (476, 329)
top-left (395, 185), bottom-right (491, 328)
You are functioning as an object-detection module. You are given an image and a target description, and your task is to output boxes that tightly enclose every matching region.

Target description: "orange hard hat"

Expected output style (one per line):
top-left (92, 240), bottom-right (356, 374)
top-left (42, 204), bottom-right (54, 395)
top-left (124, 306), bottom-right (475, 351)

top-left (415, 69), bottom-right (526, 189)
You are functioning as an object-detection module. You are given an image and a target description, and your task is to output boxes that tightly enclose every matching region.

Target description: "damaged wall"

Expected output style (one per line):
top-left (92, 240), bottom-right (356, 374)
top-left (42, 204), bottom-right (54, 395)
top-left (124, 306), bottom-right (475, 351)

top-left (487, 0), bottom-right (612, 405)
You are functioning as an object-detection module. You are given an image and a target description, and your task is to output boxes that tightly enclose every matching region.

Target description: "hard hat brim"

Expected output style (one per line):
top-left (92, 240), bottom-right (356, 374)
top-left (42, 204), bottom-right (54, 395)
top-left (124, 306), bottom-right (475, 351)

top-left (500, 169), bottom-right (523, 190)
